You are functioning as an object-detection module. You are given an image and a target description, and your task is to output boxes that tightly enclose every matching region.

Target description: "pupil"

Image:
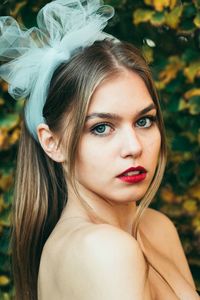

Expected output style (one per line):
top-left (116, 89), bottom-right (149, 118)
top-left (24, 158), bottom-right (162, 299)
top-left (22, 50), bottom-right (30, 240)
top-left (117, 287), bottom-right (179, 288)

top-left (138, 119), bottom-right (146, 126)
top-left (96, 125), bottom-right (105, 133)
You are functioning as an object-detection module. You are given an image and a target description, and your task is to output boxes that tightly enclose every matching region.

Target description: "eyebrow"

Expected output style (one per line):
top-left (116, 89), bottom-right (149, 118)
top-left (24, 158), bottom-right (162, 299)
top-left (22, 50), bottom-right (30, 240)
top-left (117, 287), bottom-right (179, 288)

top-left (85, 103), bottom-right (157, 122)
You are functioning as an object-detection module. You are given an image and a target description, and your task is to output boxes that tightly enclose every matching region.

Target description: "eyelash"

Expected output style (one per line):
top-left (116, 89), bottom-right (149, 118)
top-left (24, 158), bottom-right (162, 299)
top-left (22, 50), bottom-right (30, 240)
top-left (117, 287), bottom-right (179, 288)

top-left (90, 115), bottom-right (157, 137)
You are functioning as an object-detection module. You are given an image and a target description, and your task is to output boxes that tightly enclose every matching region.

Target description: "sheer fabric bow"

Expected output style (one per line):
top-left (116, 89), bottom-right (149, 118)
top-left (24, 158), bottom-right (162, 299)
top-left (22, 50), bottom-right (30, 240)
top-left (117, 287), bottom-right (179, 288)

top-left (0, 0), bottom-right (115, 140)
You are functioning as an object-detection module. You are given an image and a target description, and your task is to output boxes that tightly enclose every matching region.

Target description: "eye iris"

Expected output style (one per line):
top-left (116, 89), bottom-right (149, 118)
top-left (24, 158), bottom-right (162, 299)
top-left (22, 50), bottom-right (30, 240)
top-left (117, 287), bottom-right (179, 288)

top-left (138, 118), bottom-right (147, 126)
top-left (96, 125), bottom-right (106, 133)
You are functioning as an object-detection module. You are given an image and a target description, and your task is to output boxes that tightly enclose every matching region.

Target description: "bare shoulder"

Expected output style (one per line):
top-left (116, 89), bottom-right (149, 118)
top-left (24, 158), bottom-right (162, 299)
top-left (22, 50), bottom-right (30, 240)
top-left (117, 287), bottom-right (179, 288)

top-left (57, 223), bottom-right (149, 300)
top-left (140, 207), bottom-right (184, 254)
top-left (141, 207), bottom-right (176, 235)
top-left (140, 208), bottom-right (196, 288)
top-left (140, 207), bottom-right (184, 251)
top-left (80, 223), bottom-right (147, 267)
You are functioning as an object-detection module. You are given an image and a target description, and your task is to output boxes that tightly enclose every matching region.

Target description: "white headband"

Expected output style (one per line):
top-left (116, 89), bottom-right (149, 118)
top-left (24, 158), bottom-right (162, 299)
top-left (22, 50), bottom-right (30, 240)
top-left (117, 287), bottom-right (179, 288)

top-left (0, 0), bottom-right (117, 140)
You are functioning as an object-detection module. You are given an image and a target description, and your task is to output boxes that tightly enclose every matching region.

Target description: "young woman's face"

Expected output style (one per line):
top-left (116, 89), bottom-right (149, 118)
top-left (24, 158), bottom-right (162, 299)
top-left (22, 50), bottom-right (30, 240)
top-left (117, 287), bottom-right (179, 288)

top-left (75, 70), bottom-right (161, 203)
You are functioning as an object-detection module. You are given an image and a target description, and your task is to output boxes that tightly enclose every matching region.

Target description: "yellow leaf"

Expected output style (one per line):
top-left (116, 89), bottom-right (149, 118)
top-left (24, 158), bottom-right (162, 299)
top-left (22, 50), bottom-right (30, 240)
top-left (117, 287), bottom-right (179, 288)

top-left (0, 129), bottom-right (9, 151)
top-left (9, 128), bottom-right (21, 146)
top-left (179, 98), bottom-right (189, 111)
top-left (144, 0), bottom-right (152, 5)
top-left (144, 0), bottom-right (178, 11)
top-left (0, 276), bottom-right (10, 286)
top-left (0, 195), bottom-right (6, 213)
top-left (179, 95), bottom-right (200, 115)
top-left (184, 61), bottom-right (200, 83)
top-left (160, 186), bottom-right (182, 204)
top-left (153, 0), bottom-right (171, 12)
top-left (197, 129), bottom-right (200, 145)
top-left (189, 184), bottom-right (200, 200)
top-left (184, 88), bottom-right (200, 99)
top-left (160, 186), bottom-right (175, 203)
top-left (169, 151), bottom-right (194, 162)
top-left (194, 12), bottom-right (200, 28)
top-left (165, 6), bottom-right (183, 29)
top-left (2, 293), bottom-right (11, 300)
top-left (170, 0), bottom-right (178, 10)
top-left (142, 45), bottom-right (154, 63)
top-left (155, 80), bottom-right (166, 90)
top-left (183, 199), bottom-right (197, 214)
top-left (159, 56), bottom-right (185, 87)
top-left (10, 1), bottom-right (27, 18)
top-left (0, 173), bottom-right (13, 191)
top-left (0, 97), bottom-right (4, 106)
top-left (161, 204), bottom-right (183, 217)
top-left (0, 81), bottom-right (8, 92)
top-left (192, 215), bottom-right (200, 233)
top-left (133, 9), bottom-right (154, 25)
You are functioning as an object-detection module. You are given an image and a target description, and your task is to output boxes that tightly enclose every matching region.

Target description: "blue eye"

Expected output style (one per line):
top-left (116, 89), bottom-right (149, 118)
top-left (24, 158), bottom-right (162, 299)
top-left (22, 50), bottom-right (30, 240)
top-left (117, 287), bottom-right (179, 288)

top-left (136, 116), bottom-right (156, 128)
top-left (91, 123), bottom-right (113, 136)
top-left (95, 124), bottom-right (106, 133)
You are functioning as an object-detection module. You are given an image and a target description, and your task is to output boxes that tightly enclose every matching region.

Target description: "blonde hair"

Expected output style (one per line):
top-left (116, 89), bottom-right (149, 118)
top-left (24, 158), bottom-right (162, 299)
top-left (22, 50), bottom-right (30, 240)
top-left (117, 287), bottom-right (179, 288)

top-left (12, 40), bottom-right (167, 299)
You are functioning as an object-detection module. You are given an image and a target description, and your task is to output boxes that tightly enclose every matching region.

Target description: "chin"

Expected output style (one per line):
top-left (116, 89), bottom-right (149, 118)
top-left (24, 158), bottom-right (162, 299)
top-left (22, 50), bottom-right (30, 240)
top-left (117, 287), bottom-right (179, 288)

top-left (103, 190), bottom-right (147, 204)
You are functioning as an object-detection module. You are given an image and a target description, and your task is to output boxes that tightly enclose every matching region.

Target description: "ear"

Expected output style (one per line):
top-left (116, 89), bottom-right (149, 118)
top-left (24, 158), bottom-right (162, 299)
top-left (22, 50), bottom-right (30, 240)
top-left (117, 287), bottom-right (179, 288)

top-left (37, 123), bottom-right (65, 162)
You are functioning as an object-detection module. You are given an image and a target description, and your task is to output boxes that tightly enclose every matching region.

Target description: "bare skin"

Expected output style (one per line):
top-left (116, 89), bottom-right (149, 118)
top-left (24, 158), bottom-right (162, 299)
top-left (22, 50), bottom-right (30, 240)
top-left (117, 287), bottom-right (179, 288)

top-left (38, 208), bottom-right (199, 300)
top-left (37, 71), bottom-right (199, 299)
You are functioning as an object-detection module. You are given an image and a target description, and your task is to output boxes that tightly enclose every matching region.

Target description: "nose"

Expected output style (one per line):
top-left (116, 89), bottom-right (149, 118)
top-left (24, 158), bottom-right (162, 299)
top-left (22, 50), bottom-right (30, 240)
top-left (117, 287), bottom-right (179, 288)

top-left (120, 127), bottom-right (142, 159)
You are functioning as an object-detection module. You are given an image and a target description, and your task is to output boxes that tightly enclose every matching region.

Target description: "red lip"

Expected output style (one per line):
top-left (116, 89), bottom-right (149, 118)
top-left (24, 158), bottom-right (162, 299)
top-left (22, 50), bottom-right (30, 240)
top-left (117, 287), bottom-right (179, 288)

top-left (117, 166), bottom-right (147, 184)
top-left (117, 166), bottom-right (147, 177)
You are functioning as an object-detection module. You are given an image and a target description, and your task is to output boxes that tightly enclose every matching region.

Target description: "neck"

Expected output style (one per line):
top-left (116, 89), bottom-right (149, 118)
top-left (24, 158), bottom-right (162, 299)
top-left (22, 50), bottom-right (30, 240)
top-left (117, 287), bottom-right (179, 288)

top-left (61, 183), bottom-right (137, 235)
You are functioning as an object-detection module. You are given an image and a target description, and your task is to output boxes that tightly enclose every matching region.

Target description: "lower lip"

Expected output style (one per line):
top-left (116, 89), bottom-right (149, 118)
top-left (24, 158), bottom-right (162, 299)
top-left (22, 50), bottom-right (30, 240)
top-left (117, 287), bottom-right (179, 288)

top-left (117, 173), bottom-right (147, 184)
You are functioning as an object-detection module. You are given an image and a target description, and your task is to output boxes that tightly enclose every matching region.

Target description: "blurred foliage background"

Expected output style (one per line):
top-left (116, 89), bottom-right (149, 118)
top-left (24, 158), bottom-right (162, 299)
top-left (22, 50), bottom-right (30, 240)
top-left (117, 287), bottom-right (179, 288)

top-left (0, 0), bottom-right (200, 298)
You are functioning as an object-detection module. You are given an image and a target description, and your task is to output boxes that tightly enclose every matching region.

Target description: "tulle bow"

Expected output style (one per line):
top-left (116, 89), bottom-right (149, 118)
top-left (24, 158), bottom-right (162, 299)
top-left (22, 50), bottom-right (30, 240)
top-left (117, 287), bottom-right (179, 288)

top-left (0, 0), bottom-right (115, 140)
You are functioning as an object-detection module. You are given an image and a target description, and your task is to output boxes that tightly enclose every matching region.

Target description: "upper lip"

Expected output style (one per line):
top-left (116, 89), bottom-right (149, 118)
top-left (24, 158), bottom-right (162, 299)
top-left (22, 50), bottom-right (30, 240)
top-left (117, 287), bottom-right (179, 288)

top-left (117, 166), bottom-right (147, 177)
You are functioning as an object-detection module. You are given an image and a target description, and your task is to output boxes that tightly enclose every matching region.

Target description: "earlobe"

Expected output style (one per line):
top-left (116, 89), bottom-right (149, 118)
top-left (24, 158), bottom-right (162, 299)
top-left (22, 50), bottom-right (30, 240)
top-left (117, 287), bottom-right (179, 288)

top-left (37, 124), bottom-right (65, 162)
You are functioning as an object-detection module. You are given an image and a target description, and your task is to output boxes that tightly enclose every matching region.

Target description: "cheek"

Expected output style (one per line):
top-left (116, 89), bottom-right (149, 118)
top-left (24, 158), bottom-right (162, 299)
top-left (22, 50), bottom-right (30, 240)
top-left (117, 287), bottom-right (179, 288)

top-left (79, 141), bottom-right (99, 161)
top-left (76, 138), bottom-right (106, 174)
top-left (152, 131), bottom-right (161, 168)
top-left (146, 128), bottom-right (161, 148)
top-left (153, 130), bottom-right (161, 154)
top-left (143, 128), bottom-right (161, 161)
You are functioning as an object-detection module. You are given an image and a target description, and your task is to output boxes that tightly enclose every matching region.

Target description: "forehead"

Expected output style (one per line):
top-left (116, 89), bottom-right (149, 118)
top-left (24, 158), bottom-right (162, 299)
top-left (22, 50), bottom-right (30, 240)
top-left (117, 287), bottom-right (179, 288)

top-left (88, 70), bottom-right (154, 116)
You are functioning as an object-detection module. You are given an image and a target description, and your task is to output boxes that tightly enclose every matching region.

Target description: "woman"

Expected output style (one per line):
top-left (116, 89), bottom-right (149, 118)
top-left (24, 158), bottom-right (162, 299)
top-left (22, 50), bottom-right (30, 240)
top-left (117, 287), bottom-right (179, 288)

top-left (0, 0), bottom-right (199, 299)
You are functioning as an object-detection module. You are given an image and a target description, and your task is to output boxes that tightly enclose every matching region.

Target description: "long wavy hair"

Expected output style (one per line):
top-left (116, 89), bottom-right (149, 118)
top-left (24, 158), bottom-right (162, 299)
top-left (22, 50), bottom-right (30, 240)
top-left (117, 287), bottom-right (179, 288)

top-left (12, 40), bottom-right (167, 300)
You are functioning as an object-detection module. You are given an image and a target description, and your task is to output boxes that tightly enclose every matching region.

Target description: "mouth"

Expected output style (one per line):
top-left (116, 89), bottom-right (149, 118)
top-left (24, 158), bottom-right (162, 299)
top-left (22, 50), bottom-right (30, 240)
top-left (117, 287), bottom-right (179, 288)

top-left (117, 166), bottom-right (147, 184)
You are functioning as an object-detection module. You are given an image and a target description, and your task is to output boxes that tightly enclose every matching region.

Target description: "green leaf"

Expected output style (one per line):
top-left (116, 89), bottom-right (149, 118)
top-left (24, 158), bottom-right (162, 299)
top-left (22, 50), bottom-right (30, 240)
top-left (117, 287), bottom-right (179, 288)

top-left (0, 227), bottom-right (11, 255)
top-left (182, 49), bottom-right (200, 64)
top-left (133, 9), bottom-right (154, 25)
top-left (0, 114), bottom-right (20, 131)
top-left (188, 96), bottom-right (200, 115)
top-left (171, 135), bottom-right (195, 151)
top-left (3, 191), bottom-right (13, 206)
top-left (165, 6), bottom-right (183, 29)
top-left (178, 160), bottom-right (196, 186)
top-left (151, 11), bottom-right (165, 26)
top-left (184, 61), bottom-right (200, 83)
top-left (166, 96), bottom-right (180, 112)
top-left (14, 99), bottom-right (24, 113)
top-left (194, 12), bottom-right (200, 28)
top-left (142, 44), bottom-right (154, 63)
top-left (176, 115), bottom-right (200, 135)
top-left (182, 3), bottom-right (196, 18)
top-left (179, 19), bottom-right (196, 32)
top-left (105, 0), bottom-right (127, 7)
top-left (0, 254), bottom-right (11, 273)
top-left (0, 209), bottom-right (11, 227)
top-left (194, 0), bottom-right (200, 9)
